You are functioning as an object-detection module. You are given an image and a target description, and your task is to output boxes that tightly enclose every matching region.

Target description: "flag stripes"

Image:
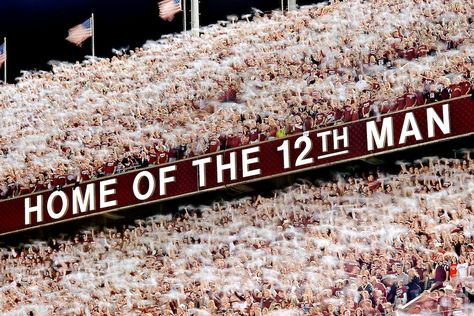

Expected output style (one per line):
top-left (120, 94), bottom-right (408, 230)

top-left (0, 43), bottom-right (5, 66)
top-left (159, 0), bottom-right (182, 21)
top-left (66, 18), bottom-right (93, 47)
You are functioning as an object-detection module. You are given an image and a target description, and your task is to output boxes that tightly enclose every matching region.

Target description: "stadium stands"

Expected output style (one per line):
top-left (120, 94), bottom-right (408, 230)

top-left (1, 153), bottom-right (474, 315)
top-left (0, 0), bottom-right (473, 199)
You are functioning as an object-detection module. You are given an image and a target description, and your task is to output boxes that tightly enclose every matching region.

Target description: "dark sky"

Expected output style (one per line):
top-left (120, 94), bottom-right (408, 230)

top-left (0, 0), bottom-right (319, 82)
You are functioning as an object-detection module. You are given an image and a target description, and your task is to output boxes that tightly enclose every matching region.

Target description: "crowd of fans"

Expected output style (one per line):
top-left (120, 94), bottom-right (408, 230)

top-left (0, 0), bottom-right (473, 199)
top-left (1, 153), bottom-right (474, 315)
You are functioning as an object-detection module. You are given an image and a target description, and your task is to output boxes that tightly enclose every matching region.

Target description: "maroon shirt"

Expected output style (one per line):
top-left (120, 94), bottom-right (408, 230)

top-left (80, 170), bottom-right (91, 182)
top-left (35, 181), bottom-right (47, 191)
top-left (351, 109), bottom-right (359, 122)
top-left (360, 101), bottom-right (372, 118)
top-left (396, 96), bottom-right (406, 111)
top-left (434, 264), bottom-right (448, 282)
top-left (450, 84), bottom-right (462, 98)
top-left (249, 128), bottom-right (259, 142)
top-left (103, 162), bottom-right (116, 175)
top-left (207, 138), bottom-right (221, 153)
top-left (156, 151), bottom-right (169, 164)
top-left (52, 174), bottom-right (67, 187)
top-left (380, 102), bottom-right (394, 114)
top-left (405, 93), bottom-right (417, 107)
top-left (148, 152), bottom-right (157, 164)
top-left (404, 47), bottom-right (416, 60)
top-left (226, 135), bottom-right (241, 148)
top-left (415, 91), bottom-right (426, 106)
top-left (316, 113), bottom-right (327, 126)
top-left (459, 81), bottom-right (471, 95)
top-left (343, 106), bottom-right (352, 122)
top-left (293, 123), bottom-right (304, 134)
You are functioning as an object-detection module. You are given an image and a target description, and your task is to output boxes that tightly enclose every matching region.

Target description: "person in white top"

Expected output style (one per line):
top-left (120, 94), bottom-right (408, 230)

top-left (457, 256), bottom-right (469, 279)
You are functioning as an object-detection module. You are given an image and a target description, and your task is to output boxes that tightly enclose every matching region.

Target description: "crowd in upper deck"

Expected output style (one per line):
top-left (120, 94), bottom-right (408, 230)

top-left (0, 0), bottom-right (473, 199)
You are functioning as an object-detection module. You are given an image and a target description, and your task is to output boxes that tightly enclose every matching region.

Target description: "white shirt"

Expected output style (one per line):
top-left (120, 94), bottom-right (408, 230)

top-left (457, 262), bottom-right (468, 278)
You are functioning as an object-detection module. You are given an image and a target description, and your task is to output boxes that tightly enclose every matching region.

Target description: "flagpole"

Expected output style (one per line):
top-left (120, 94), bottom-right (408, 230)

top-left (3, 37), bottom-right (6, 84)
top-left (91, 13), bottom-right (96, 58)
top-left (191, 0), bottom-right (199, 37)
top-left (288, 0), bottom-right (296, 11)
top-left (183, 0), bottom-right (187, 35)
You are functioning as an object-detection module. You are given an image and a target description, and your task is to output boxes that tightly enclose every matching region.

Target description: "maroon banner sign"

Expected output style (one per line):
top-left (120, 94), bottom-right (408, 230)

top-left (1, 96), bottom-right (473, 235)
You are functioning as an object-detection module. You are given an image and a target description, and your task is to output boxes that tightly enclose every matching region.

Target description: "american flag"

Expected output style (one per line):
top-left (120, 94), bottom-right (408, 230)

top-left (66, 18), bottom-right (92, 47)
top-left (159, 0), bottom-right (182, 22)
top-left (0, 42), bottom-right (5, 67)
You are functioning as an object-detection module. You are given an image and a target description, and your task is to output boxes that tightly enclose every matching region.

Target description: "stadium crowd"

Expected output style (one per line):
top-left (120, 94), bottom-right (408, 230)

top-left (0, 0), bottom-right (473, 199)
top-left (1, 153), bottom-right (474, 315)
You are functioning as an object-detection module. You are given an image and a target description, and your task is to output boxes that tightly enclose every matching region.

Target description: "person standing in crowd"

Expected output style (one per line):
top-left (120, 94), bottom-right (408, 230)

top-left (407, 268), bottom-right (422, 302)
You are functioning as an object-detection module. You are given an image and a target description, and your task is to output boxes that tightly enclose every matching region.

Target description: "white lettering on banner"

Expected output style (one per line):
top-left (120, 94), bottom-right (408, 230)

top-left (277, 140), bottom-right (291, 169)
top-left (427, 104), bottom-right (450, 138)
top-left (14, 102), bottom-right (461, 231)
top-left (316, 131), bottom-right (331, 153)
top-left (367, 106), bottom-right (451, 150)
top-left (192, 157), bottom-right (212, 188)
top-left (47, 191), bottom-right (68, 220)
top-left (295, 133), bottom-right (314, 167)
top-left (399, 113), bottom-right (422, 144)
top-left (317, 150), bottom-right (349, 160)
top-left (333, 127), bottom-right (349, 150)
top-left (242, 147), bottom-right (261, 177)
top-left (25, 195), bottom-right (44, 225)
top-left (99, 179), bottom-right (118, 208)
top-left (159, 165), bottom-right (176, 196)
top-left (133, 171), bottom-right (156, 200)
top-left (315, 128), bottom-right (350, 160)
top-left (366, 117), bottom-right (394, 151)
top-left (72, 184), bottom-right (96, 215)
top-left (278, 128), bottom-right (351, 168)
top-left (217, 152), bottom-right (237, 183)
